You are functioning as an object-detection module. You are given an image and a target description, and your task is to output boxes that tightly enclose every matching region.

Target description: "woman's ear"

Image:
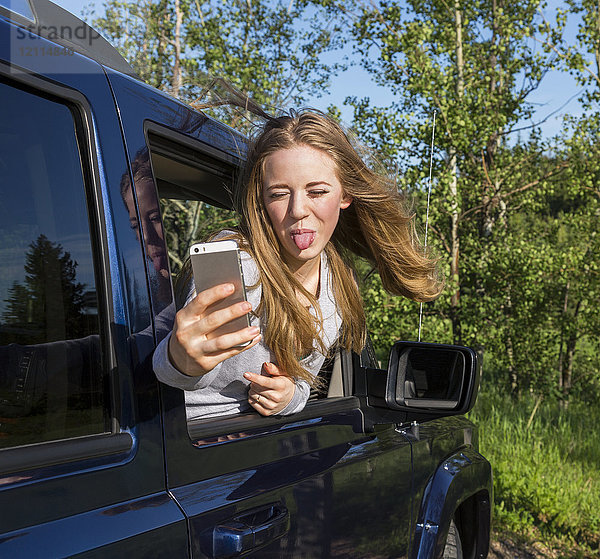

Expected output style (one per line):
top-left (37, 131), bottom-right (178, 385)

top-left (340, 196), bottom-right (352, 210)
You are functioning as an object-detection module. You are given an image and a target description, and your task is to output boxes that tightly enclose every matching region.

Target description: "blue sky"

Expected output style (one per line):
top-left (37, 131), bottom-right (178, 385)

top-left (52, 0), bottom-right (584, 138)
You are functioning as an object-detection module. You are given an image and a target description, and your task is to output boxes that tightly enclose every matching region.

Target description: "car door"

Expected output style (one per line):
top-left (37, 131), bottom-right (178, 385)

top-left (106, 67), bottom-right (416, 558)
top-left (0, 15), bottom-right (186, 556)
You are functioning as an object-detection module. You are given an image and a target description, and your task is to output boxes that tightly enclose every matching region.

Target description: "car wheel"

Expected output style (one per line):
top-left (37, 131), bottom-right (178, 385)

top-left (442, 519), bottom-right (463, 559)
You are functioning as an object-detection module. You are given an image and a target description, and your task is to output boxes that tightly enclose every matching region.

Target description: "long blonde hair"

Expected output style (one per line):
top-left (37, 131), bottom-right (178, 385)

top-left (229, 110), bottom-right (442, 384)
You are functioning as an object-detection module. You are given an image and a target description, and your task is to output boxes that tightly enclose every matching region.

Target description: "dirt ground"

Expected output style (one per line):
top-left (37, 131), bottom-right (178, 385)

top-left (489, 537), bottom-right (556, 558)
top-left (489, 535), bottom-right (595, 559)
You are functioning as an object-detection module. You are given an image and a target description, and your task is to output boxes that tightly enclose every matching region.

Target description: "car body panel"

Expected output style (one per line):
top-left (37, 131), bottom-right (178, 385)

top-left (165, 407), bottom-right (413, 558)
top-left (0, 493), bottom-right (188, 557)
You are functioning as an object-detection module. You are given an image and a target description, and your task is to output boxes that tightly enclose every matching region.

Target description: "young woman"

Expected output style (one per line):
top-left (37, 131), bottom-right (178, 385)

top-left (153, 110), bottom-right (442, 420)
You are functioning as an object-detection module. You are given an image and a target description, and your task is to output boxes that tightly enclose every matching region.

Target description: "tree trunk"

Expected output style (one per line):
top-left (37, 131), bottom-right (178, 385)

top-left (449, 0), bottom-right (464, 344)
top-left (596, 0), bottom-right (600, 85)
top-left (156, 3), bottom-right (167, 89)
top-left (563, 333), bottom-right (577, 396)
top-left (506, 285), bottom-right (518, 393)
top-left (454, 0), bottom-right (465, 97)
top-left (171, 0), bottom-right (183, 98)
top-left (557, 281), bottom-right (569, 391)
top-left (562, 300), bottom-right (581, 400)
top-left (449, 156), bottom-right (461, 344)
top-left (482, 0), bottom-right (504, 237)
top-left (557, 277), bottom-right (581, 405)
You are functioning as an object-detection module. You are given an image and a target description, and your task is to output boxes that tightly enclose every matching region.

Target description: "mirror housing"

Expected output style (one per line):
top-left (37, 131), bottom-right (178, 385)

top-left (366, 341), bottom-right (481, 417)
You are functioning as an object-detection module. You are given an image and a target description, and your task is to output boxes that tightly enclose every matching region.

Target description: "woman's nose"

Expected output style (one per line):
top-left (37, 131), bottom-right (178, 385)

top-left (142, 217), bottom-right (162, 247)
top-left (287, 193), bottom-right (309, 220)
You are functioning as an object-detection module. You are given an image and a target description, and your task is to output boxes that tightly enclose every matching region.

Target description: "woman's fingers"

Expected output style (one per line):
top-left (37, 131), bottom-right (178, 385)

top-left (169, 332), bottom-right (261, 377)
top-left (190, 329), bottom-right (262, 372)
top-left (247, 391), bottom-right (276, 415)
top-left (245, 365), bottom-right (296, 416)
top-left (245, 373), bottom-right (282, 399)
top-left (201, 336), bottom-right (260, 372)
top-left (201, 300), bottom-right (252, 337)
top-left (188, 282), bottom-right (235, 314)
top-left (183, 283), bottom-right (253, 340)
top-left (167, 282), bottom-right (258, 376)
top-left (202, 326), bottom-right (261, 355)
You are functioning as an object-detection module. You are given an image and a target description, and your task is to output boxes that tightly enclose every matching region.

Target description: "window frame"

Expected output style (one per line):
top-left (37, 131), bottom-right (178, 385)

top-left (0, 66), bottom-right (131, 475)
top-left (144, 120), bottom-right (243, 209)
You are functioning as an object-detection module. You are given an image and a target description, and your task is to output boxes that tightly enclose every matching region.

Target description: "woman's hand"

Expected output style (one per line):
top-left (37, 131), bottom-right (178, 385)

top-left (245, 362), bottom-right (296, 416)
top-left (168, 283), bottom-right (261, 377)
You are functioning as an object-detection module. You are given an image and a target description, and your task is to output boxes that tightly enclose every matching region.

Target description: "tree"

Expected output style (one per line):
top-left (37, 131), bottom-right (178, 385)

top-left (346, 0), bottom-right (562, 338)
top-left (546, 120), bottom-right (600, 403)
top-left (534, 0), bottom-right (600, 401)
top-left (89, 0), bottom-right (346, 273)
top-left (313, 0), bottom-right (580, 398)
top-left (3, 235), bottom-right (88, 344)
top-left (91, 0), bottom-right (345, 112)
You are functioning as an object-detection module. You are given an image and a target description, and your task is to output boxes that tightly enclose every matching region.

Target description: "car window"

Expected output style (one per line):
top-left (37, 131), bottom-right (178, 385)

top-left (147, 131), bottom-right (238, 280)
top-left (145, 128), bottom-right (364, 448)
top-left (0, 80), bottom-right (107, 449)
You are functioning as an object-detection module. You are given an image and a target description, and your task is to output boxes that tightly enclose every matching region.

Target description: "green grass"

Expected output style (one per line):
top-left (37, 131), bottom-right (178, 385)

top-left (468, 387), bottom-right (600, 554)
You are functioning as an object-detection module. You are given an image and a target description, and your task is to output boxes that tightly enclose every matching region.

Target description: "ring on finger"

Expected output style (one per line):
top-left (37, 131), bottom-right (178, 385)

top-left (255, 393), bottom-right (262, 403)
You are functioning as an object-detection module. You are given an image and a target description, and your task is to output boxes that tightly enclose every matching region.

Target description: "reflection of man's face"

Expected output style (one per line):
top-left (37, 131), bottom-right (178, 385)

top-left (124, 178), bottom-right (169, 279)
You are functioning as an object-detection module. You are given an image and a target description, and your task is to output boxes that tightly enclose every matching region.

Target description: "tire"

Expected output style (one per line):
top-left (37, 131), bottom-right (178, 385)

top-left (442, 519), bottom-right (463, 559)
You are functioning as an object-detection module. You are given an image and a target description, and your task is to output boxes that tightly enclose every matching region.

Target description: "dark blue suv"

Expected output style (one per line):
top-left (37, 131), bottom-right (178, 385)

top-left (0, 1), bottom-right (491, 557)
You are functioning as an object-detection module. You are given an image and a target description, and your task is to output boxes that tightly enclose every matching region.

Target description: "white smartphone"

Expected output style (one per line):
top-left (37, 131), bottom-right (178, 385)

top-left (189, 240), bottom-right (251, 341)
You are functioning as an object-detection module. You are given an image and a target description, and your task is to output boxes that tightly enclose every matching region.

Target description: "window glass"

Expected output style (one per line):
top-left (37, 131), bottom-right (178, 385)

top-left (0, 80), bottom-right (106, 449)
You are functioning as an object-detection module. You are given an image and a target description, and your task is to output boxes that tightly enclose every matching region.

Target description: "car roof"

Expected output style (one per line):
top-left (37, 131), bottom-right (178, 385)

top-left (0, 0), bottom-right (138, 78)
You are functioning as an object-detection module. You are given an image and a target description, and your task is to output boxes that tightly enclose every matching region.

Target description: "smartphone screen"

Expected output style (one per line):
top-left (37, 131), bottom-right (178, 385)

top-left (190, 240), bottom-right (250, 341)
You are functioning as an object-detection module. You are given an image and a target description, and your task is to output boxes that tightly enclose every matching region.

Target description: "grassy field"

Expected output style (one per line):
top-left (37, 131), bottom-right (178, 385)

top-left (468, 387), bottom-right (600, 557)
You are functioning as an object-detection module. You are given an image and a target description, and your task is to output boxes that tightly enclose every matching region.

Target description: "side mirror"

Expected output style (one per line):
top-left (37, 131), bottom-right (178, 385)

top-left (383, 341), bottom-right (480, 415)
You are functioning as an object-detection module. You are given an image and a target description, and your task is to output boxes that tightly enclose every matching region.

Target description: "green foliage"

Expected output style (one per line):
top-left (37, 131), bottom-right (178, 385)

top-left (182, 0), bottom-right (347, 107)
top-left (159, 200), bottom-right (238, 275)
top-left (327, 0), bottom-right (600, 402)
top-left (469, 385), bottom-right (600, 551)
top-left (551, 0), bottom-right (600, 109)
top-left (344, 0), bottom-right (564, 371)
top-left (359, 264), bottom-right (454, 363)
top-left (89, 0), bottom-right (346, 114)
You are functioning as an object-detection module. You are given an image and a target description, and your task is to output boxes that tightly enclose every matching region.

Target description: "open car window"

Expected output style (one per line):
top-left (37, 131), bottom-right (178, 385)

top-left (147, 130), bottom-right (239, 281)
top-left (144, 126), bottom-right (354, 439)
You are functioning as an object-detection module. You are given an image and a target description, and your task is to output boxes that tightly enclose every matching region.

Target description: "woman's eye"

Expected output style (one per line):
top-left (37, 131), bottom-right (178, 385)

top-left (269, 191), bottom-right (288, 199)
top-left (309, 190), bottom-right (328, 197)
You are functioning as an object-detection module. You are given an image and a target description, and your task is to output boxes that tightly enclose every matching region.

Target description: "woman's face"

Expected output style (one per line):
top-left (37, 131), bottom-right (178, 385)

top-left (124, 178), bottom-right (169, 279)
top-left (262, 145), bottom-right (351, 271)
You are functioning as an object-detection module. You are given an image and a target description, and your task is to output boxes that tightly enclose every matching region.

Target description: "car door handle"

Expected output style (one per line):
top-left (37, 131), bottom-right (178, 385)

top-left (208, 503), bottom-right (290, 558)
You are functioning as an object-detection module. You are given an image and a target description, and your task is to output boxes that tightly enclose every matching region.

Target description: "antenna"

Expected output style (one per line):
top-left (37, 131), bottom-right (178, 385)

top-left (418, 110), bottom-right (437, 342)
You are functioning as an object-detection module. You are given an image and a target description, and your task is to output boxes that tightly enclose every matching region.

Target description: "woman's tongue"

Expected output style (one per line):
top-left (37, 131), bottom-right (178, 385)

top-left (291, 231), bottom-right (315, 250)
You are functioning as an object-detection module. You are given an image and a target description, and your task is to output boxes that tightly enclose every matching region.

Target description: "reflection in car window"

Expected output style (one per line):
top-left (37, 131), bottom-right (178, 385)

top-left (0, 80), bottom-right (106, 449)
top-left (120, 148), bottom-right (172, 311)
